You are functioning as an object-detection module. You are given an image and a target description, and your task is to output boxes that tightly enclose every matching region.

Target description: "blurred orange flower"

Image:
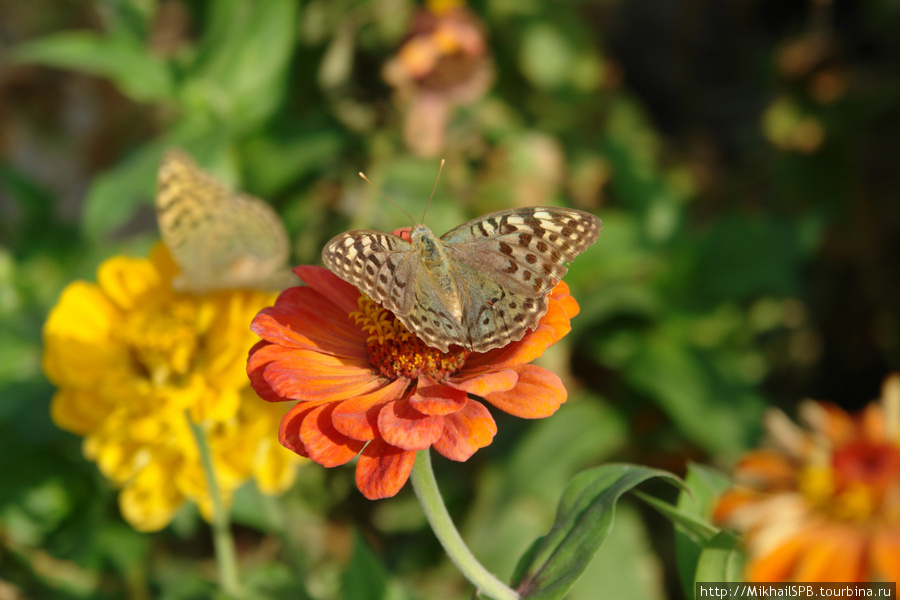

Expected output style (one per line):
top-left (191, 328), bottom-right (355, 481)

top-left (247, 264), bottom-right (577, 499)
top-left (383, 0), bottom-right (493, 157)
top-left (714, 374), bottom-right (900, 582)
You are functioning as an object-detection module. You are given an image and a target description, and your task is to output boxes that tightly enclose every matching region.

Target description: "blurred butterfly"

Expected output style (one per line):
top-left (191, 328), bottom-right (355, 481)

top-left (323, 201), bottom-right (601, 353)
top-left (155, 149), bottom-right (296, 293)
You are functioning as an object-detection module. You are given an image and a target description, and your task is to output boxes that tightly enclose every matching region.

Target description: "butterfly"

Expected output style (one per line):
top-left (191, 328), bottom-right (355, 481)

top-left (155, 149), bottom-right (296, 293)
top-left (322, 206), bottom-right (601, 353)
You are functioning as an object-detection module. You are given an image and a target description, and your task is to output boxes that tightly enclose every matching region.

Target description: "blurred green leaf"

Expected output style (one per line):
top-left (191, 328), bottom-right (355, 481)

top-left (694, 532), bottom-right (745, 593)
top-left (184, 0), bottom-right (298, 127)
top-left (675, 464), bottom-right (733, 597)
top-left (512, 464), bottom-right (681, 600)
top-left (504, 397), bottom-right (628, 503)
top-left (340, 532), bottom-right (406, 600)
top-left (624, 335), bottom-right (762, 458)
top-left (242, 129), bottom-right (346, 197)
top-left (14, 32), bottom-right (174, 103)
top-left (692, 215), bottom-right (806, 304)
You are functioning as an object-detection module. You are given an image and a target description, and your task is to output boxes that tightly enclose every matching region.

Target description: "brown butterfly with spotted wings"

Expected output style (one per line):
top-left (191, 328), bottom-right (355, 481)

top-left (322, 182), bottom-right (601, 353)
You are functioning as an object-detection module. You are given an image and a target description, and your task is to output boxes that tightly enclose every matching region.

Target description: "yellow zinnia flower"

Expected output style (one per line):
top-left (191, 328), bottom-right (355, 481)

top-left (43, 244), bottom-right (302, 532)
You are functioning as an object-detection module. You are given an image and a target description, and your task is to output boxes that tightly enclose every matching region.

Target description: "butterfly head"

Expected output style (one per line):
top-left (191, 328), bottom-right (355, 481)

top-left (410, 225), bottom-right (443, 266)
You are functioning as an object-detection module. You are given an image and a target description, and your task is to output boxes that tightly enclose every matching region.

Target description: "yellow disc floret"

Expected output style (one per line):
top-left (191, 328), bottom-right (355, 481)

top-left (350, 295), bottom-right (469, 381)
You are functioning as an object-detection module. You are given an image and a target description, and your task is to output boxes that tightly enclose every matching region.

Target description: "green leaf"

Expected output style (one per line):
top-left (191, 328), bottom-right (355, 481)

top-left (624, 336), bottom-right (762, 458)
top-left (340, 532), bottom-right (407, 600)
top-left (634, 492), bottom-right (719, 545)
top-left (182, 0), bottom-right (298, 127)
top-left (692, 215), bottom-right (806, 304)
top-left (675, 464), bottom-right (733, 597)
top-left (14, 32), bottom-right (174, 103)
top-left (567, 505), bottom-right (665, 600)
top-left (241, 129), bottom-right (346, 197)
top-left (511, 464), bottom-right (681, 600)
top-left (462, 398), bottom-right (628, 579)
top-left (694, 532), bottom-right (746, 595)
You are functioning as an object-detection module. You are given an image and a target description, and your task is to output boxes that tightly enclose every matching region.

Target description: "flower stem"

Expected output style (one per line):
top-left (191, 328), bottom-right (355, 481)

top-left (410, 449), bottom-right (519, 600)
top-left (186, 411), bottom-right (243, 599)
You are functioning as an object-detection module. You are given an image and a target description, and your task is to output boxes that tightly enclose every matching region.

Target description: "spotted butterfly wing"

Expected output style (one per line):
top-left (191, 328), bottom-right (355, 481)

top-left (438, 207), bottom-right (600, 350)
top-left (156, 149), bottom-right (295, 293)
top-left (321, 206), bottom-right (601, 352)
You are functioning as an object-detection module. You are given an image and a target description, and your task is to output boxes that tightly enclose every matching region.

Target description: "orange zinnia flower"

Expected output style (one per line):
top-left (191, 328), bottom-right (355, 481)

top-left (247, 265), bottom-right (577, 500)
top-left (714, 374), bottom-right (900, 582)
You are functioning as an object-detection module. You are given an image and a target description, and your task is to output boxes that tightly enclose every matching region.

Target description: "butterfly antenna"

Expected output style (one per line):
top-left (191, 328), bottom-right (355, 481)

top-left (421, 159), bottom-right (445, 224)
top-left (359, 172), bottom-right (417, 225)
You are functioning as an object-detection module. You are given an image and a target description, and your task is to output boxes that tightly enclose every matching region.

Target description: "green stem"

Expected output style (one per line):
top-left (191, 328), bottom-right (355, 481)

top-left (410, 449), bottom-right (519, 600)
top-left (186, 411), bottom-right (243, 598)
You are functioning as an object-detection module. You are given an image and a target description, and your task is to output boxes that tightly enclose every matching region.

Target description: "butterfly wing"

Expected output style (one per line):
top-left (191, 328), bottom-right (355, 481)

top-left (444, 261), bottom-right (550, 352)
top-left (322, 230), bottom-right (478, 351)
top-left (441, 206), bottom-right (602, 298)
top-left (156, 149), bottom-right (293, 293)
top-left (439, 207), bottom-right (601, 352)
top-left (322, 230), bottom-right (420, 317)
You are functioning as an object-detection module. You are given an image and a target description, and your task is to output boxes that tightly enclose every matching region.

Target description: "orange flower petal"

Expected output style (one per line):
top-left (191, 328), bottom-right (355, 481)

top-left (300, 403), bottom-right (365, 467)
top-left (293, 266), bottom-right (360, 316)
top-left (448, 369), bottom-right (518, 397)
top-left (409, 377), bottom-right (467, 416)
top-left (712, 489), bottom-right (764, 523)
top-left (248, 341), bottom-right (292, 402)
top-left (355, 439), bottom-right (416, 499)
top-left (747, 534), bottom-right (808, 582)
top-left (279, 399), bottom-right (334, 457)
top-left (483, 364), bottom-right (566, 419)
top-left (871, 529), bottom-right (900, 582)
top-left (550, 281), bottom-right (579, 319)
top-left (378, 401), bottom-right (444, 450)
top-left (792, 527), bottom-right (864, 582)
top-left (256, 345), bottom-right (384, 401)
top-left (252, 287), bottom-right (367, 357)
top-left (433, 399), bottom-right (496, 461)
top-left (734, 450), bottom-right (800, 490)
top-left (332, 378), bottom-right (410, 441)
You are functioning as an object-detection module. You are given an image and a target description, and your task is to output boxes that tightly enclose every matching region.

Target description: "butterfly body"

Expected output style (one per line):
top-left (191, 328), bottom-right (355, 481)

top-left (323, 206), bottom-right (601, 353)
top-left (410, 225), bottom-right (466, 319)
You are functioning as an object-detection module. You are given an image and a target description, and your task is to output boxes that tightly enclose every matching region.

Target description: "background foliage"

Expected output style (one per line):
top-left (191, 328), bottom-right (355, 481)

top-left (1, 0), bottom-right (899, 598)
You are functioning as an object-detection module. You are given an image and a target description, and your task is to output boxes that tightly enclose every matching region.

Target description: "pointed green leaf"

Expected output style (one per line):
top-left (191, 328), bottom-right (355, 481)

top-left (675, 464), bottom-right (733, 597)
top-left (340, 532), bottom-right (407, 600)
top-left (694, 532), bottom-right (745, 591)
top-left (634, 491), bottom-right (719, 544)
top-left (182, 0), bottom-right (298, 126)
top-left (14, 32), bottom-right (173, 103)
top-left (512, 464), bottom-right (681, 600)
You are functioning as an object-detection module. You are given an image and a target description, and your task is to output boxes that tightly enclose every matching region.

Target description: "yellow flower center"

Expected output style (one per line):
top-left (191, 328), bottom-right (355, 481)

top-left (350, 295), bottom-right (469, 381)
top-left (800, 440), bottom-right (900, 523)
top-left (117, 300), bottom-right (200, 386)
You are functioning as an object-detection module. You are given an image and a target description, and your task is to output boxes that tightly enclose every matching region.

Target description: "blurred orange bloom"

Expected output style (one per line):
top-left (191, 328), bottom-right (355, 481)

top-left (715, 374), bottom-right (900, 582)
top-left (247, 265), bottom-right (577, 499)
top-left (383, 0), bottom-right (493, 157)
